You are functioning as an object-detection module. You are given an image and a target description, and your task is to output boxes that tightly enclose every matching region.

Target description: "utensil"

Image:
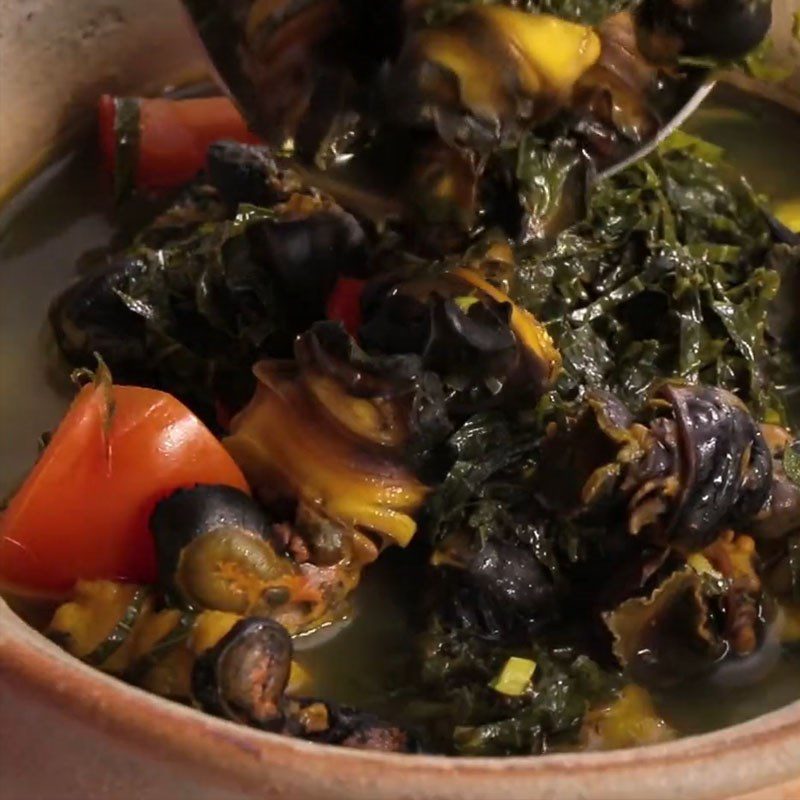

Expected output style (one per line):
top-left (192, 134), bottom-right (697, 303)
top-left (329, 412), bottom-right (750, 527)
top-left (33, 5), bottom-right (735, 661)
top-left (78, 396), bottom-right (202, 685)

top-left (598, 80), bottom-right (715, 178)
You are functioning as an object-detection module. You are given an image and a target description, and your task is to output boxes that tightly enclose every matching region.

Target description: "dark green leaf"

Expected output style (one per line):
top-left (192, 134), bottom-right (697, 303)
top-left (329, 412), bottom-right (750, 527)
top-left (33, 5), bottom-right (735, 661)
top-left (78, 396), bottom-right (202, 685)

top-left (512, 141), bottom-right (797, 417)
top-left (785, 442), bottom-right (800, 487)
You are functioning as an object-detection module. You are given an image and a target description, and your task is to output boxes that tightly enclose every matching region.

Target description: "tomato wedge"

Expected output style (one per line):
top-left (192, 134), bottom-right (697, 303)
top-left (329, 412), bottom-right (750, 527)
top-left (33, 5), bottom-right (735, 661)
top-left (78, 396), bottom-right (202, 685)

top-left (325, 277), bottom-right (366, 337)
top-left (0, 379), bottom-right (249, 596)
top-left (99, 94), bottom-right (260, 194)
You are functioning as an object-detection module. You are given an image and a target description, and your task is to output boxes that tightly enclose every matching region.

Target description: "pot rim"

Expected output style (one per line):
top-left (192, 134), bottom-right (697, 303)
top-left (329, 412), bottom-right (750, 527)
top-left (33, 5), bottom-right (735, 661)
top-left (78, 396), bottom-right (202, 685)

top-left (2, 598), bottom-right (799, 800)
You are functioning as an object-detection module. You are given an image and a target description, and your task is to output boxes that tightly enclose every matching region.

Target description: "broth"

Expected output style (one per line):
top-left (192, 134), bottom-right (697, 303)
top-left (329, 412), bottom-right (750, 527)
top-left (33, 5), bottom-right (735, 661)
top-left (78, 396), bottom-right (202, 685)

top-left (683, 85), bottom-right (800, 220)
top-left (2, 83), bottom-right (799, 742)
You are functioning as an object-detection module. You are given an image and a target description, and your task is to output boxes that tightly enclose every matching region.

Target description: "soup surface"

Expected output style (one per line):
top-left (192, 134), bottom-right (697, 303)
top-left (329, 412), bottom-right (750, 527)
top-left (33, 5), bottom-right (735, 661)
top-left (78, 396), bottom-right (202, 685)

top-left (1, 80), bottom-right (799, 754)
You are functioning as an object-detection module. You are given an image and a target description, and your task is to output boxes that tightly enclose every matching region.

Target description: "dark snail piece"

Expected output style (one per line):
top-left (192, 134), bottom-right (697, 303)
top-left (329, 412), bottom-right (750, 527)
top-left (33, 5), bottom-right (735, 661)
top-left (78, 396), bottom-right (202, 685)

top-left (284, 698), bottom-right (414, 752)
top-left (433, 267), bottom-right (562, 406)
top-left (224, 333), bottom-right (432, 548)
top-left (538, 384), bottom-right (774, 551)
top-left (151, 485), bottom-right (272, 548)
top-left (423, 296), bottom-right (517, 393)
top-left (605, 530), bottom-right (775, 689)
top-left (466, 540), bottom-right (557, 617)
top-left (182, 0), bottom-right (406, 155)
top-left (292, 318), bottom-right (454, 465)
top-left (206, 141), bottom-right (301, 208)
top-left (49, 257), bottom-right (151, 381)
top-left (190, 615), bottom-right (413, 749)
top-left (150, 484), bottom-right (291, 610)
top-left (298, 316), bottom-right (427, 399)
top-left (247, 205), bottom-right (368, 305)
top-left (182, 0), bottom-right (342, 149)
top-left (403, 138), bottom-right (480, 254)
top-left (176, 528), bottom-right (293, 613)
top-left (536, 388), bottom-right (640, 516)
top-left (634, 0), bottom-right (772, 62)
top-left (358, 264), bottom-right (561, 418)
top-left (603, 567), bottom-right (727, 688)
top-left (192, 617), bottom-right (293, 729)
top-left (190, 614), bottom-right (413, 749)
top-left (358, 277), bottom-right (435, 357)
top-left (656, 384), bottom-right (773, 549)
top-left (431, 537), bottom-right (560, 640)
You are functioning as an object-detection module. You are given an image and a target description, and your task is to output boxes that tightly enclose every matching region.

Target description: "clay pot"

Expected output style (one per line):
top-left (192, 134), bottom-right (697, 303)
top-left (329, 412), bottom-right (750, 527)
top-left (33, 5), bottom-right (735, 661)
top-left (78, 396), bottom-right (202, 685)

top-left (1, 1), bottom-right (800, 798)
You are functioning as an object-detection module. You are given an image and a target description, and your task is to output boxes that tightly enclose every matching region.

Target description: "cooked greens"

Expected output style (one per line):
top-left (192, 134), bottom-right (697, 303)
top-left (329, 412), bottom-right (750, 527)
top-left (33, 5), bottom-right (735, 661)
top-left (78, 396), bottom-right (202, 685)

top-left (407, 623), bottom-right (617, 755)
top-left (513, 135), bottom-right (793, 417)
top-left (51, 166), bottom-right (366, 424)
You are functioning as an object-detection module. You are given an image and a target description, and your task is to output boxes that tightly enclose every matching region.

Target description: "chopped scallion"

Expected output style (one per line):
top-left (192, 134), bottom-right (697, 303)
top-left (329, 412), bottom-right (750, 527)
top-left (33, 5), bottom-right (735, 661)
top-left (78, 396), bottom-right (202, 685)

top-left (490, 656), bottom-right (536, 696)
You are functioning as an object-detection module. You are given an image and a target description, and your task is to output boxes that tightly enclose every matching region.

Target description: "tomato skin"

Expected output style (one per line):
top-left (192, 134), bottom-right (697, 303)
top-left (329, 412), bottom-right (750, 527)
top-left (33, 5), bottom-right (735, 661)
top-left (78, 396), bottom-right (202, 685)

top-left (137, 96), bottom-right (258, 190)
top-left (99, 95), bottom-right (260, 192)
top-left (325, 277), bottom-right (366, 337)
top-left (0, 384), bottom-right (249, 596)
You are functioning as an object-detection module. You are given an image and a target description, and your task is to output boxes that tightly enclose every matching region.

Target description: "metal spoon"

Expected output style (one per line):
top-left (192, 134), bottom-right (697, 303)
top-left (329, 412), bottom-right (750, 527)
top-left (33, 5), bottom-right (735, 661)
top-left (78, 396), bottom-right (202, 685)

top-left (598, 80), bottom-right (715, 179)
top-left (178, 0), bottom-right (715, 180)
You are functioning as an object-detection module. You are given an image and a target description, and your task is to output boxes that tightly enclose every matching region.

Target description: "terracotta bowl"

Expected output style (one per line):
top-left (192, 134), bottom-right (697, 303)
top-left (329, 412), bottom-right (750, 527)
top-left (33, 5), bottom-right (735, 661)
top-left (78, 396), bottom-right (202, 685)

top-left (1, 2), bottom-right (800, 798)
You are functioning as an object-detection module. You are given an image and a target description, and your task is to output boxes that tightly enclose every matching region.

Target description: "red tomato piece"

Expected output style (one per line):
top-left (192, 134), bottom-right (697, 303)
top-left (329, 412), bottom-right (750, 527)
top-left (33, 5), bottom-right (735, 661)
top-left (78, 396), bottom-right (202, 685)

top-left (326, 277), bottom-right (366, 337)
top-left (0, 381), bottom-right (249, 596)
top-left (99, 94), bottom-right (260, 193)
